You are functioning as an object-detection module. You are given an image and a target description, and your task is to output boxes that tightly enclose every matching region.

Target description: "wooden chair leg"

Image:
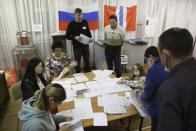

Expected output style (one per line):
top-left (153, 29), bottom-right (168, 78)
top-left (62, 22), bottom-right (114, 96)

top-left (127, 116), bottom-right (132, 131)
top-left (139, 117), bottom-right (144, 131)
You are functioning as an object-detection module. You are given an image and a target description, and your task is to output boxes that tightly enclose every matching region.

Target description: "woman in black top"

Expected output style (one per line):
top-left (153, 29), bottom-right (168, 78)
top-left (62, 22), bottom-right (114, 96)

top-left (21, 57), bottom-right (48, 100)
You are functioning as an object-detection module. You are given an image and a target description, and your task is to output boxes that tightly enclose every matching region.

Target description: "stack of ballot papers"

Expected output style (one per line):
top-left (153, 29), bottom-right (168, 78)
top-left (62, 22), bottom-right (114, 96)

top-left (98, 94), bottom-right (131, 114)
top-left (59, 119), bottom-right (84, 131)
top-left (92, 70), bottom-right (113, 80)
top-left (126, 92), bottom-right (148, 117)
top-left (73, 73), bottom-right (89, 82)
top-left (84, 79), bottom-right (131, 98)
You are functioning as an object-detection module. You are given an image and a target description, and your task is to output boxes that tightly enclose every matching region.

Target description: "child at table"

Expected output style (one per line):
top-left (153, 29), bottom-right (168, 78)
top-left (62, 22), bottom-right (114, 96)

top-left (121, 63), bottom-right (146, 89)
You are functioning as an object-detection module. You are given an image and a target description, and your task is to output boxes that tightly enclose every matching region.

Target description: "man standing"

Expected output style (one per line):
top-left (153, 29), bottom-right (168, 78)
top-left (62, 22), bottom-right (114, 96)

top-left (104, 15), bottom-right (125, 78)
top-left (157, 28), bottom-right (196, 131)
top-left (66, 8), bottom-right (92, 73)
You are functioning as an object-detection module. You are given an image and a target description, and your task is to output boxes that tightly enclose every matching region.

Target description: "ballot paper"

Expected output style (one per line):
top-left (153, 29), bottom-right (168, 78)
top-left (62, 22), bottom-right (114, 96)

top-left (73, 73), bottom-right (89, 82)
top-left (55, 67), bottom-right (70, 80)
top-left (126, 92), bottom-right (148, 117)
top-left (84, 79), bottom-right (131, 98)
top-left (79, 34), bottom-right (93, 45)
top-left (104, 105), bottom-right (126, 114)
top-left (93, 113), bottom-right (108, 126)
top-left (74, 98), bottom-right (94, 119)
top-left (52, 78), bottom-right (76, 87)
top-left (59, 119), bottom-right (84, 131)
top-left (92, 70), bottom-right (113, 80)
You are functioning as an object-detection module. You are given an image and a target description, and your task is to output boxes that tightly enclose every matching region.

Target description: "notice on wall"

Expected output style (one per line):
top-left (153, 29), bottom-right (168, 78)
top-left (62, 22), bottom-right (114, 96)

top-left (32, 24), bottom-right (42, 32)
top-left (144, 15), bottom-right (158, 37)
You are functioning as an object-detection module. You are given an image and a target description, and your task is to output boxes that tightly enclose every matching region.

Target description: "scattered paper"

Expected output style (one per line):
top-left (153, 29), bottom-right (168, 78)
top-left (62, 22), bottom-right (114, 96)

top-left (93, 113), bottom-right (108, 126)
top-left (92, 70), bottom-right (113, 80)
top-left (74, 98), bottom-right (94, 119)
top-left (84, 79), bottom-right (131, 98)
top-left (73, 73), bottom-right (89, 82)
top-left (127, 92), bottom-right (148, 117)
top-left (104, 106), bottom-right (126, 114)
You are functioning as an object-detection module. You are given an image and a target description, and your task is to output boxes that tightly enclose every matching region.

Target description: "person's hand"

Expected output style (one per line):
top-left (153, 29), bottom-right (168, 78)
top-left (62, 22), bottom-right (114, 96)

top-left (75, 36), bottom-right (81, 42)
top-left (64, 116), bottom-right (73, 121)
top-left (136, 91), bottom-right (143, 103)
top-left (59, 124), bottom-right (70, 131)
top-left (46, 71), bottom-right (53, 81)
top-left (68, 61), bottom-right (77, 68)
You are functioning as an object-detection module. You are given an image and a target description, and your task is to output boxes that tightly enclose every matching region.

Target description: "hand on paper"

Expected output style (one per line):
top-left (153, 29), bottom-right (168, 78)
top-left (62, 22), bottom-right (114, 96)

top-left (75, 36), bottom-right (81, 42)
top-left (68, 61), bottom-right (77, 68)
top-left (59, 124), bottom-right (70, 131)
top-left (64, 116), bottom-right (73, 121)
top-left (46, 71), bottom-right (53, 81)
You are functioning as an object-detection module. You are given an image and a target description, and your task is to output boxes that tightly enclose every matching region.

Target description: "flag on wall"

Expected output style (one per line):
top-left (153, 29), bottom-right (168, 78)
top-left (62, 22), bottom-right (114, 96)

top-left (59, 4), bottom-right (99, 31)
top-left (104, 3), bottom-right (137, 32)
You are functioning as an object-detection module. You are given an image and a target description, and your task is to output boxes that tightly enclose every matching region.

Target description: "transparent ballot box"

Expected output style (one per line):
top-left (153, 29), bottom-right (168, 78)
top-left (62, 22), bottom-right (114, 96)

top-left (12, 45), bottom-right (39, 80)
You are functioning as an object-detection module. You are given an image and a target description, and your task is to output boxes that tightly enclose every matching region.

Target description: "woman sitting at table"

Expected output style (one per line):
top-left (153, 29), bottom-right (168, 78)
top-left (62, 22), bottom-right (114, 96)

top-left (45, 41), bottom-right (77, 81)
top-left (21, 57), bottom-right (48, 101)
top-left (19, 83), bottom-right (70, 131)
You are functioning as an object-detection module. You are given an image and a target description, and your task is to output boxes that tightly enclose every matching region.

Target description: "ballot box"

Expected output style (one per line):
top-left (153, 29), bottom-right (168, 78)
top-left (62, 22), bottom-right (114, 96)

top-left (12, 45), bottom-right (39, 80)
top-left (16, 31), bottom-right (33, 47)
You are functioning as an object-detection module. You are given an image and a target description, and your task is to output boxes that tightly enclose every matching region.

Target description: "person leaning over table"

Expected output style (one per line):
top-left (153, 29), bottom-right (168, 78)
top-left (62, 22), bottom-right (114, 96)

top-left (45, 41), bottom-right (77, 81)
top-left (137, 46), bottom-right (170, 131)
top-left (104, 15), bottom-right (125, 78)
top-left (18, 83), bottom-right (71, 131)
top-left (21, 57), bottom-right (48, 101)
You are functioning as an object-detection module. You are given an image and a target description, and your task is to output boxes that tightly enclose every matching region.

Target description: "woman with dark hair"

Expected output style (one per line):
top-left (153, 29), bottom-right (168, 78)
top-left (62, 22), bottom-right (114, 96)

top-left (45, 42), bottom-right (76, 81)
top-left (19, 84), bottom-right (70, 131)
top-left (21, 57), bottom-right (48, 100)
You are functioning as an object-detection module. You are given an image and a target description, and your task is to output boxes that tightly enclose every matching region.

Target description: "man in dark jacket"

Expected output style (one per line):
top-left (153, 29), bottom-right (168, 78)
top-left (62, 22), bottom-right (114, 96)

top-left (66, 8), bottom-right (92, 73)
top-left (157, 27), bottom-right (196, 131)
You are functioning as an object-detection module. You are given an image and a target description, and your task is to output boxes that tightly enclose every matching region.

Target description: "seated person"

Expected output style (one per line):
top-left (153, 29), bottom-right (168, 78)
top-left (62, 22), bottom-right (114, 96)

top-left (45, 42), bottom-right (77, 81)
top-left (119, 63), bottom-right (146, 89)
top-left (18, 83), bottom-right (70, 131)
top-left (21, 57), bottom-right (48, 101)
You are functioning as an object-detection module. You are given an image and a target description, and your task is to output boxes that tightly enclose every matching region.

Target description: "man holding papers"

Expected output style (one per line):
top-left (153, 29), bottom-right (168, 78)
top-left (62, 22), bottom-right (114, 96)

top-left (66, 8), bottom-right (92, 73)
top-left (104, 15), bottom-right (125, 78)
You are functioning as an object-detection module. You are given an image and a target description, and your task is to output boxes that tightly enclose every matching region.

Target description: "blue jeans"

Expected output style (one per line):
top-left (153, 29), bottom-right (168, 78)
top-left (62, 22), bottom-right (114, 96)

top-left (105, 47), bottom-right (121, 78)
top-left (73, 46), bottom-right (90, 73)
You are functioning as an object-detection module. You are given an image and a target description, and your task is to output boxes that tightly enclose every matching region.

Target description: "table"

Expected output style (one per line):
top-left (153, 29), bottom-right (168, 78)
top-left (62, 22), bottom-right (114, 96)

top-left (58, 72), bottom-right (138, 128)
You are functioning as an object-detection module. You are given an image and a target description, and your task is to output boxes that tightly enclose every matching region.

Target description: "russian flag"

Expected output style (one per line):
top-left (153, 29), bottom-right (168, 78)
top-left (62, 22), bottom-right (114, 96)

top-left (104, 3), bottom-right (137, 32)
top-left (59, 6), bottom-right (99, 31)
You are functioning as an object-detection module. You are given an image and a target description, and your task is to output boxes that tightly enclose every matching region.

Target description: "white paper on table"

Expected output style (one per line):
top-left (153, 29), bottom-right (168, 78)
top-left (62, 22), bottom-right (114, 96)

top-left (127, 92), bottom-right (148, 117)
top-left (56, 109), bottom-right (77, 119)
top-left (63, 88), bottom-right (77, 102)
top-left (71, 83), bottom-right (87, 91)
top-left (52, 77), bottom-right (76, 85)
top-left (93, 113), bottom-right (108, 126)
top-left (92, 70), bottom-right (113, 80)
top-left (59, 119), bottom-right (84, 131)
top-left (79, 34), bottom-right (93, 45)
top-left (84, 79), bottom-right (131, 98)
top-left (73, 73), bottom-right (89, 82)
top-left (74, 98), bottom-right (94, 119)
top-left (104, 105), bottom-right (126, 114)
